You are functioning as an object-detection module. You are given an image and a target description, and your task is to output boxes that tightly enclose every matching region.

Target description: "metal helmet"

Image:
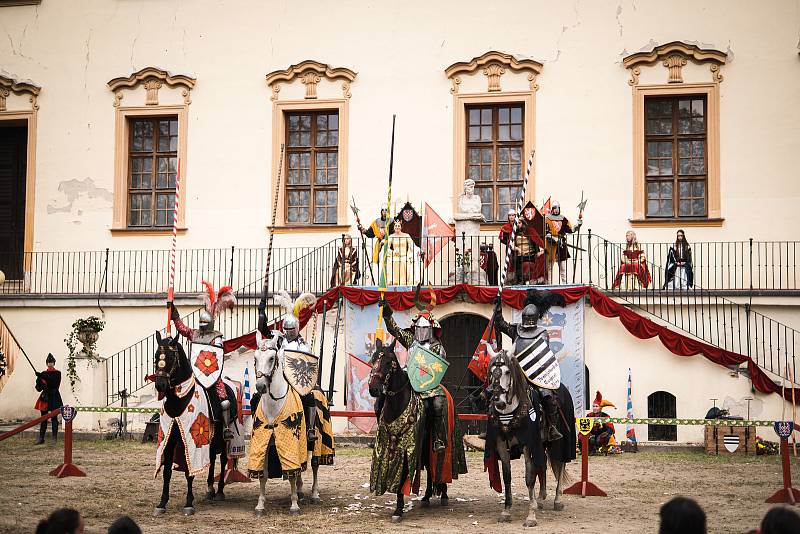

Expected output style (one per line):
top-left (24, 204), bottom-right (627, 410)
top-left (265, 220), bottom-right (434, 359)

top-left (551, 201), bottom-right (561, 215)
top-left (413, 315), bottom-right (433, 343)
top-left (199, 309), bottom-right (214, 329)
top-left (283, 314), bottom-right (300, 342)
top-left (517, 304), bottom-right (541, 337)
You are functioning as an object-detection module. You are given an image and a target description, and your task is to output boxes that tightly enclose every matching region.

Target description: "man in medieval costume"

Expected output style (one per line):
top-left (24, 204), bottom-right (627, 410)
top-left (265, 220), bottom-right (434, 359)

top-left (330, 235), bottom-right (360, 287)
top-left (170, 281), bottom-right (237, 441)
top-left (265, 290), bottom-right (320, 447)
top-left (493, 289), bottom-right (565, 442)
top-left (34, 353), bottom-right (63, 444)
top-left (379, 289), bottom-right (449, 454)
top-left (545, 201), bottom-right (581, 284)
top-left (499, 202), bottom-right (545, 285)
top-left (358, 205), bottom-right (389, 267)
top-left (586, 391), bottom-right (616, 455)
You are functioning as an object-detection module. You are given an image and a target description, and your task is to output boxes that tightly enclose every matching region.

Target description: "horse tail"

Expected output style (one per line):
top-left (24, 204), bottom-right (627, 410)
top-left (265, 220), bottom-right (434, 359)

top-left (547, 448), bottom-right (571, 486)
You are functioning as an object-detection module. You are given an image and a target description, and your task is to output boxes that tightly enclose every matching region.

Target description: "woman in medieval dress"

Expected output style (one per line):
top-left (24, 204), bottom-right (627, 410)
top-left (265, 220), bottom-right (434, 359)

top-left (662, 229), bottom-right (694, 290)
top-left (611, 230), bottom-right (651, 290)
top-left (388, 219), bottom-right (417, 286)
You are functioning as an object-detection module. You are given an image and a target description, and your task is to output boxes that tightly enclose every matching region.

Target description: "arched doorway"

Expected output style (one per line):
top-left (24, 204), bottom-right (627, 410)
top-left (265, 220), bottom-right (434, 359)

top-left (648, 391), bottom-right (677, 441)
top-left (439, 313), bottom-right (489, 434)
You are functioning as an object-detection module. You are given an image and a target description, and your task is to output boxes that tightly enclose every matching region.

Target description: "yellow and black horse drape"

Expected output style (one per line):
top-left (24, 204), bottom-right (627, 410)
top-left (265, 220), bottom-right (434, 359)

top-left (312, 389), bottom-right (335, 465)
top-left (248, 388), bottom-right (307, 479)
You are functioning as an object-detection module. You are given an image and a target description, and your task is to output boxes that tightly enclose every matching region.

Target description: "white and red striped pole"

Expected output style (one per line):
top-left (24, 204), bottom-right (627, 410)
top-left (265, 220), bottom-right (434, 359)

top-left (166, 158), bottom-right (181, 333)
top-left (498, 150), bottom-right (535, 293)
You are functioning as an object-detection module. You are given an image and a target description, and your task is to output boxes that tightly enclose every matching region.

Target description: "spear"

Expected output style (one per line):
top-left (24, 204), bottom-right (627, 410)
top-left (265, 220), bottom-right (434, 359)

top-left (498, 150), bottom-right (535, 293)
top-left (166, 158), bottom-right (181, 333)
top-left (350, 196), bottom-right (375, 285)
top-left (258, 144), bottom-right (286, 334)
top-left (375, 115), bottom-right (396, 342)
top-left (571, 191), bottom-right (588, 283)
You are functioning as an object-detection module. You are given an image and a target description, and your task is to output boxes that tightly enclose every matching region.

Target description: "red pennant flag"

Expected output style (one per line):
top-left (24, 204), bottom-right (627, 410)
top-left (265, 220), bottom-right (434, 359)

top-left (422, 202), bottom-right (455, 267)
top-left (541, 197), bottom-right (551, 216)
top-left (467, 322), bottom-right (497, 383)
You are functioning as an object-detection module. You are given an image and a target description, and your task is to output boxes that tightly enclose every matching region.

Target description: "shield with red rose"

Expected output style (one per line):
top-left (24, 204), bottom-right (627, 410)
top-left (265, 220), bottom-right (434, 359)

top-left (190, 342), bottom-right (224, 389)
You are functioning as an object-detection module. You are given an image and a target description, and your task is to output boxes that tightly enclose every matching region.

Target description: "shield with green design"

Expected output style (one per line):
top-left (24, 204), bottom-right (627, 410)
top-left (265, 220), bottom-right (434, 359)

top-left (407, 344), bottom-right (449, 393)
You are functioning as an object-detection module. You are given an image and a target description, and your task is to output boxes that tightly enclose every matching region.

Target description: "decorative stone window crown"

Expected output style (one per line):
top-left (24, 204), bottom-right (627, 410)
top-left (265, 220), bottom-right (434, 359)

top-left (623, 41), bottom-right (727, 86)
top-left (0, 74), bottom-right (40, 112)
top-left (107, 67), bottom-right (196, 107)
top-left (445, 50), bottom-right (543, 94)
top-left (266, 60), bottom-right (357, 101)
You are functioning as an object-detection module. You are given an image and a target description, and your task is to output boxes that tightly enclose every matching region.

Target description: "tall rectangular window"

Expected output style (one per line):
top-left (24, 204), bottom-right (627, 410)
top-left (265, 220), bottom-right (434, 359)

top-left (285, 110), bottom-right (339, 225)
top-left (645, 95), bottom-right (707, 218)
top-left (127, 117), bottom-right (178, 228)
top-left (465, 104), bottom-right (524, 222)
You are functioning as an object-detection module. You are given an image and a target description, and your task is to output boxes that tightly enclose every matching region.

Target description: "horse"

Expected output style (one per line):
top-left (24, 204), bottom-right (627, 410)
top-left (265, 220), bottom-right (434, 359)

top-left (368, 339), bottom-right (466, 522)
top-left (484, 346), bottom-right (571, 527)
top-left (249, 330), bottom-right (333, 516)
top-left (204, 382), bottom-right (236, 502)
top-left (152, 331), bottom-right (212, 517)
top-left (533, 381), bottom-right (575, 512)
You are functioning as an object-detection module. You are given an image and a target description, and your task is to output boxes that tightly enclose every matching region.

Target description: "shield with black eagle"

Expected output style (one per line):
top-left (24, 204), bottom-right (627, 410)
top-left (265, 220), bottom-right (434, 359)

top-left (282, 348), bottom-right (320, 396)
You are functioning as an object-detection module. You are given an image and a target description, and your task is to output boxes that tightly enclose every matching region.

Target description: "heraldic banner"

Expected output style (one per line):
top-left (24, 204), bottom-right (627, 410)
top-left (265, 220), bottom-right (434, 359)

top-left (512, 296), bottom-right (585, 416)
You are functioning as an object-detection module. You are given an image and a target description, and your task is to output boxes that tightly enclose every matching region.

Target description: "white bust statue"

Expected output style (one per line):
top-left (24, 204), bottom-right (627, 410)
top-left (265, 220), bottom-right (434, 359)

top-left (456, 178), bottom-right (485, 221)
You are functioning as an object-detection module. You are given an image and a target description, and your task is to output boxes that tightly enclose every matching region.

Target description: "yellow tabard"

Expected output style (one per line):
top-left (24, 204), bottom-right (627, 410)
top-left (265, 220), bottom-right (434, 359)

top-left (248, 388), bottom-right (307, 478)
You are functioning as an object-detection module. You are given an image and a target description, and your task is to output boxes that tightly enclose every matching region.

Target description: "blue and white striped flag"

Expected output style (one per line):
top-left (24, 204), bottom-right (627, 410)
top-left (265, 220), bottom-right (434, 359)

top-left (242, 366), bottom-right (252, 416)
top-left (626, 368), bottom-right (636, 444)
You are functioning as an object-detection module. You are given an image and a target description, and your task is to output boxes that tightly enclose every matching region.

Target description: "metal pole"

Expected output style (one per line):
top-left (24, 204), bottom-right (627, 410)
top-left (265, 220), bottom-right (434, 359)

top-left (328, 295), bottom-right (343, 405)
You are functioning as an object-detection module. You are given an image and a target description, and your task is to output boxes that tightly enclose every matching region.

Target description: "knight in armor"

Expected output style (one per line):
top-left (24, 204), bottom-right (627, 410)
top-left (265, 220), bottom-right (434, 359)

top-left (266, 290), bottom-right (319, 447)
top-left (33, 353), bottom-right (63, 444)
top-left (358, 205), bottom-right (389, 267)
top-left (170, 281), bottom-right (237, 440)
top-left (379, 289), bottom-right (448, 452)
top-left (493, 289), bottom-right (566, 442)
top-left (545, 201), bottom-right (581, 284)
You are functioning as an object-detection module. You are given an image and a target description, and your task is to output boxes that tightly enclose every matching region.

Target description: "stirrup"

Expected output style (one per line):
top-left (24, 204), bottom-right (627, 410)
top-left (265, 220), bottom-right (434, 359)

top-left (433, 439), bottom-right (446, 452)
top-left (223, 428), bottom-right (233, 441)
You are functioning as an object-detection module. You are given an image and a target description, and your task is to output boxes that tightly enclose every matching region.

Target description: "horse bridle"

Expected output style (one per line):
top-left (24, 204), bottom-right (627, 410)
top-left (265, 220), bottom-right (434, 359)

top-left (370, 350), bottom-right (403, 397)
top-left (155, 343), bottom-right (180, 389)
top-left (255, 344), bottom-right (288, 401)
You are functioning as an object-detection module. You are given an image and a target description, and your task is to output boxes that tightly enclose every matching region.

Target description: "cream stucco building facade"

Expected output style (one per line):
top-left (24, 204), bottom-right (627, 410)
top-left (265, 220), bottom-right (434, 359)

top-left (0, 0), bottom-right (798, 444)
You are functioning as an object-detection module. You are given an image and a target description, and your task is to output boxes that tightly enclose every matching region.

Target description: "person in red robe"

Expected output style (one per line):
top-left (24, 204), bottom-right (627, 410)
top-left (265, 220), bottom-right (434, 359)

top-left (612, 230), bottom-right (651, 289)
top-left (34, 353), bottom-right (63, 444)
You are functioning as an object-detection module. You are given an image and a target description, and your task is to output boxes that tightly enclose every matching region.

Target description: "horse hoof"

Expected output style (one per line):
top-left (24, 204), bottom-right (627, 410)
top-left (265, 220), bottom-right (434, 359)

top-left (391, 514), bottom-right (403, 523)
top-left (297, 491), bottom-right (306, 500)
top-left (554, 501), bottom-right (564, 511)
top-left (440, 496), bottom-right (449, 506)
top-left (153, 507), bottom-right (166, 517)
top-left (183, 507), bottom-right (195, 516)
top-left (310, 496), bottom-right (322, 505)
top-left (205, 492), bottom-right (215, 501)
top-left (523, 519), bottom-right (538, 528)
top-left (255, 509), bottom-right (264, 518)
top-left (420, 499), bottom-right (430, 508)
top-left (498, 514), bottom-right (511, 523)
top-left (289, 508), bottom-right (300, 516)
top-left (214, 492), bottom-right (226, 502)
top-left (537, 500), bottom-right (544, 510)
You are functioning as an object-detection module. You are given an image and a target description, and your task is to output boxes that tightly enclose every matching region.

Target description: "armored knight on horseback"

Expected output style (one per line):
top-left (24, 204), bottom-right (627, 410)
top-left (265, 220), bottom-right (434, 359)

top-left (170, 281), bottom-right (237, 441)
top-left (493, 289), bottom-right (566, 443)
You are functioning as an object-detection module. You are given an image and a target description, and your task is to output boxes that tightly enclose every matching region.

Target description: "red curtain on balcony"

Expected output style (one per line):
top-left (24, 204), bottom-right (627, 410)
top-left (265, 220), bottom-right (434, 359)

top-left (225, 284), bottom-right (795, 404)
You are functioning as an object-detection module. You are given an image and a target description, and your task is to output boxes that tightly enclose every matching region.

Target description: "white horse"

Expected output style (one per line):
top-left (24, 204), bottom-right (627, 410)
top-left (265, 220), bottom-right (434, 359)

top-left (252, 331), bottom-right (323, 516)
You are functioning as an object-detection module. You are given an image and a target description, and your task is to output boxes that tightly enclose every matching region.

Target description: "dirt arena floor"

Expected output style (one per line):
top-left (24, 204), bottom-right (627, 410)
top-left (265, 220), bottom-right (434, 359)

top-left (0, 436), bottom-right (797, 533)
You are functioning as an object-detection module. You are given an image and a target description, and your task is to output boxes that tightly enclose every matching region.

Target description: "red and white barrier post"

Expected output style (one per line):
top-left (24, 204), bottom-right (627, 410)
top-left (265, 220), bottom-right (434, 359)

top-left (564, 418), bottom-right (606, 498)
top-left (766, 422), bottom-right (800, 504)
top-left (49, 406), bottom-right (86, 478)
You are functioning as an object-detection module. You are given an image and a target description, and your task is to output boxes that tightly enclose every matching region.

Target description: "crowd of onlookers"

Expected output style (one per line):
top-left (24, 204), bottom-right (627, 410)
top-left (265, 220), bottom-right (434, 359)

top-left (35, 500), bottom-right (800, 533)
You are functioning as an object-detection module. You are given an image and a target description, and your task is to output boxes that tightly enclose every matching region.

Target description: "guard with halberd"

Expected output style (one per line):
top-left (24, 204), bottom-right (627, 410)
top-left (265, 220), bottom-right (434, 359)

top-left (493, 288), bottom-right (566, 442)
top-left (544, 200), bottom-right (581, 284)
top-left (170, 281), bottom-right (237, 441)
top-left (379, 286), bottom-right (449, 453)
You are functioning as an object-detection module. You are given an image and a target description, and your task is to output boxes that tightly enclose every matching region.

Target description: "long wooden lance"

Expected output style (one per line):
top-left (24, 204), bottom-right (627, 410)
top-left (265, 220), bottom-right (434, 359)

top-left (166, 159), bottom-right (182, 333)
top-left (571, 191), bottom-right (588, 283)
top-left (258, 144), bottom-right (286, 334)
top-left (498, 150), bottom-right (535, 294)
top-left (375, 115), bottom-right (396, 342)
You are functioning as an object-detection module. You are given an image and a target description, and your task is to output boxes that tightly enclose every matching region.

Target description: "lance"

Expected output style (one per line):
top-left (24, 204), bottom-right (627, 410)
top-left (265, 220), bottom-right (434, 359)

top-left (1, 313), bottom-right (38, 373)
top-left (350, 197), bottom-right (376, 285)
top-left (258, 144), bottom-right (286, 334)
top-left (166, 159), bottom-right (182, 333)
top-left (376, 115), bottom-right (396, 341)
top-left (498, 150), bottom-right (535, 293)
top-left (317, 300), bottom-right (327, 388)
top-left (328, 294), bottom-right (343, 405)
top-left (571, 191), bottom-right (588, 283)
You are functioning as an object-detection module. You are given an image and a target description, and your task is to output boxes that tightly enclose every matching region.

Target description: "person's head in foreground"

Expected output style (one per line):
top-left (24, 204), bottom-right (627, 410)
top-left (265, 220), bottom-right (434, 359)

top-left (658, 496), bottom-right (706, 534)
top-left (760, 505), bottom-right (800, 534)
top-left (36, 508), bottom-right (84, 534)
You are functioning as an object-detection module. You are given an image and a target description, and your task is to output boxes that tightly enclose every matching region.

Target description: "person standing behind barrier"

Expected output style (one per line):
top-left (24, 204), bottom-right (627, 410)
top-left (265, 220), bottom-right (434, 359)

top-left (658, 496), bottom-right (706, 534)
top-left (34, 353), bottom-right (63, 445)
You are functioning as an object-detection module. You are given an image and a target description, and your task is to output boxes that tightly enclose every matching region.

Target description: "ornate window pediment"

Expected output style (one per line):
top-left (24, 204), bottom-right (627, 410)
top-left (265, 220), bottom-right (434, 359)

top-left (623, 41), bottom-right (727, 86)
top-left (0, 74), bottom-right (40, 112)
top-left (445, 51), bottom-right (543, 94)
top-left (107, 67), bottom-right (196, 107)
top-left (266, 60), bottom-right (357, 101)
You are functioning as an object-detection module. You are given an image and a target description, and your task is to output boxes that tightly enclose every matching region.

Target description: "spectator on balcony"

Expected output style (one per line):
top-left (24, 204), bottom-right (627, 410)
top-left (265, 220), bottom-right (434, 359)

top-left (34, 353), bottom-right (62, 445)
top-left (612, 230), bottom-right (651, 290)
top-left (662, 229), bottom-right (694, 290)
top-left (387, 219), bottom-right (417, 286)
top-left (330, 235), bottom-right (360, 287)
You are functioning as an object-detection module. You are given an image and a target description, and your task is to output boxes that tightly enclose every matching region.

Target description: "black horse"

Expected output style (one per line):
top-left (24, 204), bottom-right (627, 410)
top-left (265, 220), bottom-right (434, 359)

top-left (153, 332), bottom-right (199, 516)
top-left (205, 384), bottom-right (235, 502)
top-left (152, 332), bottom-right (233, 515)
top-left (368, 339), bottom-right (466, 522)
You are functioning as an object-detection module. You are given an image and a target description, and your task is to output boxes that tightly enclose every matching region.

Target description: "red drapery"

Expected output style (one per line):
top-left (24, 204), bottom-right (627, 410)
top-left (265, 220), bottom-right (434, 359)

top-left (225, 284), bottom-right (796, 404)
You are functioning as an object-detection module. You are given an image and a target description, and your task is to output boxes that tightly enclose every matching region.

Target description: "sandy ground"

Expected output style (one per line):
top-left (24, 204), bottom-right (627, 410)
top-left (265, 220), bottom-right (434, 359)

top-left (0, 436), bottom-right (797, 534)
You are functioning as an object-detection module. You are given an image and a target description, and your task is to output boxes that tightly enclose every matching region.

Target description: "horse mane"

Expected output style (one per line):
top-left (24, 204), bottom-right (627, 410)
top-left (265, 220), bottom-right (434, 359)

top-left (496, 350), bottom-right (530, 411)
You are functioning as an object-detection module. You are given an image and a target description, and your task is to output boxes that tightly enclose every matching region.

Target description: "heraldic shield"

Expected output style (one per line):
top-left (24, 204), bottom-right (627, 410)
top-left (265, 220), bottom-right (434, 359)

top-left (516, 335), bottom-right (561, 390)
top-left (407, 344), bottom-right (449, 393)
top-left (282, 348), bottom-right (319, 396)
top-left (190, 342), bottom-right (224, 389)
